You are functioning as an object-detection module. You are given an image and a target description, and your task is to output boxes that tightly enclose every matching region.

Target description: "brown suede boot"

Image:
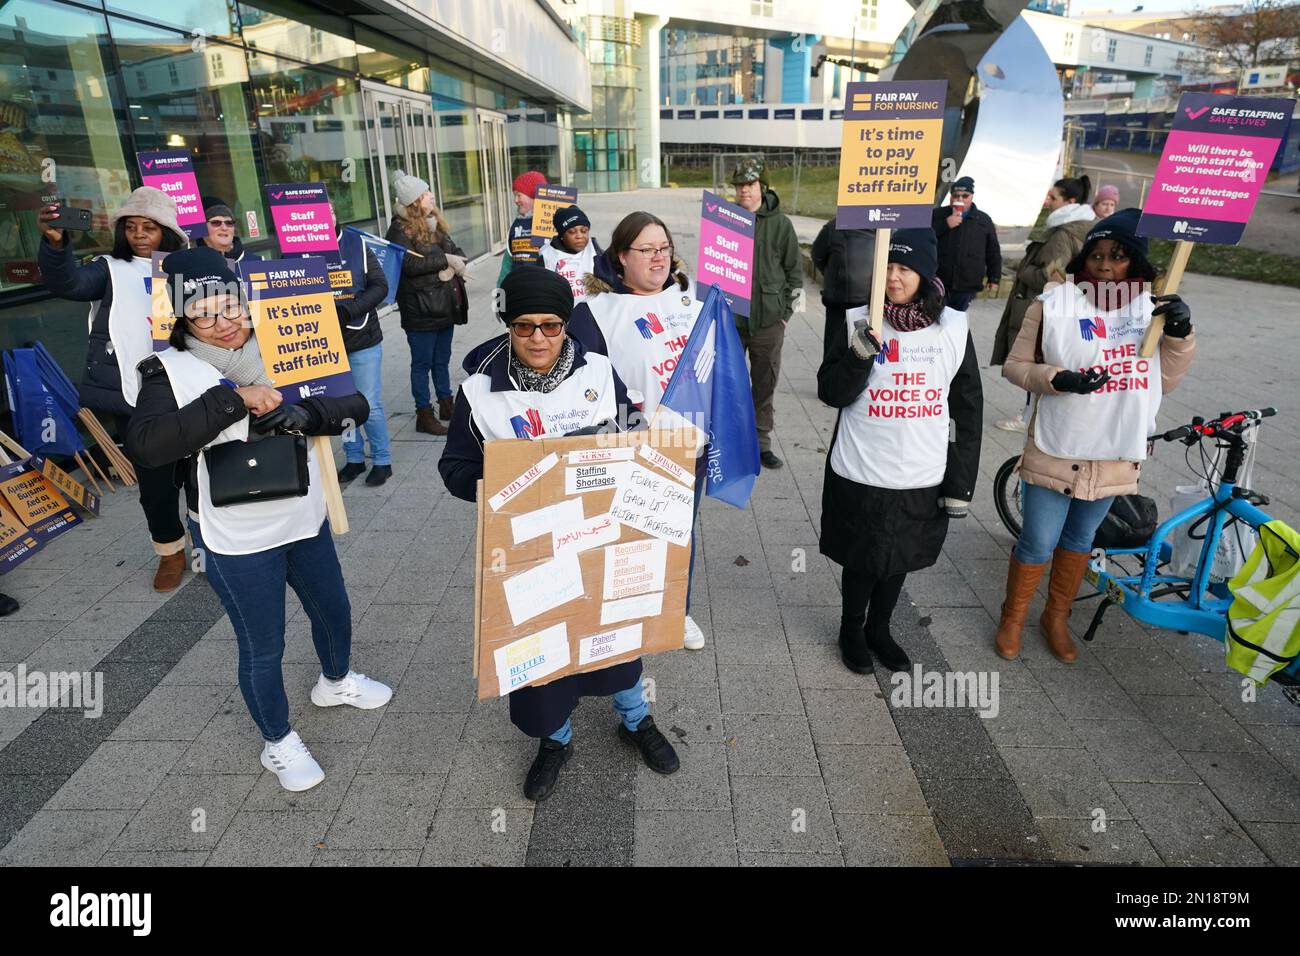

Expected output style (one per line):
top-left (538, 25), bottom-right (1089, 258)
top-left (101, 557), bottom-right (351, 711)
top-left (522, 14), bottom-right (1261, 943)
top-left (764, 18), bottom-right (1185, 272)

top-left (153, 551), bottom-right (186, 592)
top-left (415, 407), bottom-right (447, 436)
top-left (1040, 547), bottom-right (1091, 663)
top-left (995, 555), bottom-right (1047, 660)
top-left (438, 396), bottom-right (455, 421)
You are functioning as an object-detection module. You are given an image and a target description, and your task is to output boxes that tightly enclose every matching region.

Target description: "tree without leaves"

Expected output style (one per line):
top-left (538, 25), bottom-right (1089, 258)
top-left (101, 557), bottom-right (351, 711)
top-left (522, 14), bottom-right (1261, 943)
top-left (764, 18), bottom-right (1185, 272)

top-left (1190, 0), bottom-right (1300, 71)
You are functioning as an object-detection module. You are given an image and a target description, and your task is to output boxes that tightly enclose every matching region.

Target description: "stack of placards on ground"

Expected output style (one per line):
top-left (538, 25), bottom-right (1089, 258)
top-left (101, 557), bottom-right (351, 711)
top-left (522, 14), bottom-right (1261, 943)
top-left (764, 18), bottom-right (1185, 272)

top-left (474, 428), bottom-right (700, 699)
top-left (0, 458), bottom-right (87, 571)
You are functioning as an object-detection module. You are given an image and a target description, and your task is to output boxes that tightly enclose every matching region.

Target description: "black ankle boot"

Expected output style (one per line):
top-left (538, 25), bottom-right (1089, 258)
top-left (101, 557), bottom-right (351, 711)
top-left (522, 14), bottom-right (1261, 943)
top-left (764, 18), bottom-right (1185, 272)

top-left (838, 618), bottom-right (874, 674)
top-left (337, 462), bottom-right (366, 483)
top-left (866, 626), bottom-right (911, 672)
top-left (524, 738), bottom-right (572, 801)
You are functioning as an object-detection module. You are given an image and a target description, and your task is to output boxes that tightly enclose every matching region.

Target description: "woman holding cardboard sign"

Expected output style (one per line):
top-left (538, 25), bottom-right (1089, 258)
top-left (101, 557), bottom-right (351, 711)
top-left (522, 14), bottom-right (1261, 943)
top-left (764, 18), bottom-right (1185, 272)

top-left (995, 209), bottom-right (1195, 664)
top-left (37, 187), bottom-right (191, 591)
top-left (125, 247), bottom-right (391, 794)
top-left (439, 267), bottom-right (681, 803)
top-left (817, 229), bottom-right (983, 674)
top-left (565, 211), bottom-right (711, 651)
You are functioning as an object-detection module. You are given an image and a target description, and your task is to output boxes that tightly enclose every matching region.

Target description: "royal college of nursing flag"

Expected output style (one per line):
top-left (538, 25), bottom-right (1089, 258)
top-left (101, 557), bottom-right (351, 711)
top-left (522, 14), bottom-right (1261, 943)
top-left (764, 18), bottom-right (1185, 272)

top-left (339, 225), bottom-right (405, 306)
top-left (659, 284), bottom-right (760, 509)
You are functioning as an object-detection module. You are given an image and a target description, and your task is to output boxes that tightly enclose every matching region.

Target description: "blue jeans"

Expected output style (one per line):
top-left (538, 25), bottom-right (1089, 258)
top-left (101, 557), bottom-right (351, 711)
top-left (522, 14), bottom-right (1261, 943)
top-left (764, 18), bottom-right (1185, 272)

top-left (191, 519), bottom-right (352, 742)
top-left (342, 343), bottom-right (391, 466)
top-left (547, 677), bottom-right (648, 745)
top-left (406, 328), bottom-right (454, 409)
top-left (1014, 483), bottom-right (1115, 565)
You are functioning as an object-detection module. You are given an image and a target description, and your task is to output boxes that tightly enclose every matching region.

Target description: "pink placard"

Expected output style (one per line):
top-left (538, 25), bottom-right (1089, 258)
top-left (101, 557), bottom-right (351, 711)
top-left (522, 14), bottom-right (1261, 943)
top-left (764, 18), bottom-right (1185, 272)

top-left (1143, 129), bottom-right (1278, 222)
top-left (265, 182), bottom-right (339, 255)
top-left (137, 150), bottom-right (206, 238)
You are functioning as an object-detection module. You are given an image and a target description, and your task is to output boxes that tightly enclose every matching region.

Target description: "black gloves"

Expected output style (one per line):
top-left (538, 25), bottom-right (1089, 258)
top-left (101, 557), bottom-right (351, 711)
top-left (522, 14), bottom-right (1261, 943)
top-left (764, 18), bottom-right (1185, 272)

top-left (1152, 293), bottom-right (1192, 338)
top-left (849, 319), bottom-right (881, 362)
top-left (1052, 368), bottom-right (1110, 394)
top-left (251, 403), bottom-right (314, 434)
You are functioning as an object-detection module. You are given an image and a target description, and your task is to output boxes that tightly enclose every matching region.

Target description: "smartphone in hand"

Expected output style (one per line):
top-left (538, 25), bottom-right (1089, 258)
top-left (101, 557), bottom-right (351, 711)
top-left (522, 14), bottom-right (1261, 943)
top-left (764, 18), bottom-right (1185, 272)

top-left (40, 194), bottom-right (94, 232)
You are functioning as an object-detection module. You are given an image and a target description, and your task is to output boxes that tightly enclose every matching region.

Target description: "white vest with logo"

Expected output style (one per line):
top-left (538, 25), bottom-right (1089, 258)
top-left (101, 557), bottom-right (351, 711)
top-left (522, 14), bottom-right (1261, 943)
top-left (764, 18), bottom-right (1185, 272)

top-left (94, 256), bottom-right (154, 407)
top-left (1034, 283), bottom-right (1161, 463)
top-left (153, 347), bottom-right (326, 556)
top-left (584, 283), bottom-right (702, 420)
top-left (540, 243), bottom-right (598, 304)
top-left (461, 341), bottom-right (621, 442)
top-left (830, 308), bottom-right (968, 490)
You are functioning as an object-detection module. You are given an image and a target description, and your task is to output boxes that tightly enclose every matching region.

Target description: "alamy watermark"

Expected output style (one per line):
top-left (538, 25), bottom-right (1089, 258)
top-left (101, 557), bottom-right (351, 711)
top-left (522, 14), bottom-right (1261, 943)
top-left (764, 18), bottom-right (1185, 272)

top-left (0, 665), bottom-right (103, 718)
top-left (889, 665), bottom-right (1000, 718)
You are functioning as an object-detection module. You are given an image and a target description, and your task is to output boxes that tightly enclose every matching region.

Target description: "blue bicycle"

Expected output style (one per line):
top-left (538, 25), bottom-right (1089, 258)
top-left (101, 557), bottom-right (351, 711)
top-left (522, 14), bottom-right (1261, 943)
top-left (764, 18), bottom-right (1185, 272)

top-left (994, 407), bottom-right (1300, 693)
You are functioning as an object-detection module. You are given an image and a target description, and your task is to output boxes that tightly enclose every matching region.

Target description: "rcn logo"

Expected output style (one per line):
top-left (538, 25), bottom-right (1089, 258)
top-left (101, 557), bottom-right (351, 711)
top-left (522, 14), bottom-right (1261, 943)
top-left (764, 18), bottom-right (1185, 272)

top-left (1079, 317), bottom-right (1107, 341)
top-left (635, 312), bottom-right (664, 339)
top-left (1172, 220), bottom-right (1189, 234)
top-left (874, 339), bottom-right (900, 364)
top-left (510, 408), bottom-right (545, 439)
top-left (868, 209), bottom-right (882, 223)
top-left (298, 384), bottom-right (313, 399)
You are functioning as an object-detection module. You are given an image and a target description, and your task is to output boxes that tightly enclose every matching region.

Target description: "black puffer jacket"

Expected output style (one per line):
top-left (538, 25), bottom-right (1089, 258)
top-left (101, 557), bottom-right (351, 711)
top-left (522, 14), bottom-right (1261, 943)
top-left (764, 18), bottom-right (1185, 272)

top-left (384, 218), bottom-right (466, 332)
top-left (812, 221), bottom-right (876, 309)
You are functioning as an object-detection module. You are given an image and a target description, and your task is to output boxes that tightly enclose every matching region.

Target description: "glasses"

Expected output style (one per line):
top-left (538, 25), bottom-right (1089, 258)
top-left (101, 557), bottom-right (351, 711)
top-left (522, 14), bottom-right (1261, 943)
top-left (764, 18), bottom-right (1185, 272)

top-left (187, 303), bottom-right (245, 329)
top-left (508, 320), bottom-right (565, 338)
top-left (627, 244), bottom-right (673, 260)
top-left (207, 218), bottom-right (235, 227)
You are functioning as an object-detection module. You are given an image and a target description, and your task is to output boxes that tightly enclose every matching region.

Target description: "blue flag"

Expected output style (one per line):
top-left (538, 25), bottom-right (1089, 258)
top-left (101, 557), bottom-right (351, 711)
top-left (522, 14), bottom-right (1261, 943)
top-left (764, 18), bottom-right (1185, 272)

top-left (4, 348), bottom-right (84, 457)
top-left (660, 284), bottom-right (760, 509)
top-left (340, 225), bottom-right (405, 306)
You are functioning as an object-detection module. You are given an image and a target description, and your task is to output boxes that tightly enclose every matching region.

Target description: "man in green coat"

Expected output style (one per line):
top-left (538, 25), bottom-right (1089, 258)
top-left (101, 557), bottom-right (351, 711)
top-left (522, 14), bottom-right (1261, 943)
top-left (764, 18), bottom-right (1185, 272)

top-left (732, 157), bottom-right (802, 470)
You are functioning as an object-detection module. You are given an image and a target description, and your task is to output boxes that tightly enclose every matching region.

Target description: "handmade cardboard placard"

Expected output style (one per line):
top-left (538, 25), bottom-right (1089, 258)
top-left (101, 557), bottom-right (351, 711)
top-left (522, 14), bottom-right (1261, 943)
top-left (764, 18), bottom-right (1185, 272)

top-left (137, 150), bottom-right (206, 239)
top-left (530, 184), bottom-right (578, 241)
top-left (696, 190), bottom-right (755, 317)
top-left (475, 429), bottom-right (698, 699)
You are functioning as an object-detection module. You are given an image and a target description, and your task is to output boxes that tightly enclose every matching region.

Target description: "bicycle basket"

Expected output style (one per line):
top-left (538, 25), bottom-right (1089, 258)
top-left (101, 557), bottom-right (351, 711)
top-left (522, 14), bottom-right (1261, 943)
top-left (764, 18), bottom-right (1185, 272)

top-left (1092, 494), bottom-right (1159, 550)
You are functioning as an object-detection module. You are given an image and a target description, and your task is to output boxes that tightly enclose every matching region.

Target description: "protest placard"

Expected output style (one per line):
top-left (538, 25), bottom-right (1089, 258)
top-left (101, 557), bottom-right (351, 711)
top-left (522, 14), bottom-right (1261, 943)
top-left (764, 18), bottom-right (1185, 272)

top-left (696, 190), bottom-right (755, 317)
top-left (137, 150), bottom-right (207, 238)
top-left (530, 184), bottom-right (578, 240)
top-left (836, 80), bottom-right (946, 333)
top-left (1137, 93), bottom-right (1293, 354)
top-left (30, 456), bottom-right (99, 518)
top-left (150, 252), bottom-right (174, 352)
top-left (0, 460), bottom-right (80, 548)
top-left (475, 430), bottom-right (697, 699)
top-left (241, 256), bottom-right (354, 534)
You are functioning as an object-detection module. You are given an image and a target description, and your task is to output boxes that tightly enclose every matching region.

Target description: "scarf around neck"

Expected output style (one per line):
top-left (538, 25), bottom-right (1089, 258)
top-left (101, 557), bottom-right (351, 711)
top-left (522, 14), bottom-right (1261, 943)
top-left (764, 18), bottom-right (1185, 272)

top-left (884, 276), bottom-right (945, 333)
top-left (510, 335), bottom-right (575, 395)
top-left (1046, 202), bottom-right (1096, 230)
top-left (183, 332), bottom-right (273, 386)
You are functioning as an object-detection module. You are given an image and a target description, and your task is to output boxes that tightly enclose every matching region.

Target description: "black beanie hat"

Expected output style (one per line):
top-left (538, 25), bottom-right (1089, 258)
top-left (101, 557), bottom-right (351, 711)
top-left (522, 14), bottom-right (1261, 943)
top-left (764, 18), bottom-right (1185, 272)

top-left (498, 265), bottom-right (575, 324)
top-left (887, 228), bottom-right (939, 283)
top-left (952, 175), bottom-right (975, 193)
top-left (553, 205), bottom-right (590, 234)
top-left (161, 246), bottom-right (241, 316)
top-left (1083, 207), bottom-right (1148, 259)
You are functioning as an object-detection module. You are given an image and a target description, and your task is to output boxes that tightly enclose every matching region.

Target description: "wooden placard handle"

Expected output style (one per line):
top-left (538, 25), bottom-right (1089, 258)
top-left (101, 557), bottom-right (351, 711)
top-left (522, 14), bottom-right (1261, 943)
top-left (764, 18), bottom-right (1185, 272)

top-left (869, 227), bottom-right (892, 336)
top-left (1139, 239), bottom-right (1193, 358)
top-left (313, 435), bottom-right (349, 535)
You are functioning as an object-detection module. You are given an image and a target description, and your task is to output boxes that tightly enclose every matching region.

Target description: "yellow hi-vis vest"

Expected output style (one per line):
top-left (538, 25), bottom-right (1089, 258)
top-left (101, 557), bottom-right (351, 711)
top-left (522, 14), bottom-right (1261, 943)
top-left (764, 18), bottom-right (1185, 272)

top-left (1226, 520), bottom-right (1300, 685)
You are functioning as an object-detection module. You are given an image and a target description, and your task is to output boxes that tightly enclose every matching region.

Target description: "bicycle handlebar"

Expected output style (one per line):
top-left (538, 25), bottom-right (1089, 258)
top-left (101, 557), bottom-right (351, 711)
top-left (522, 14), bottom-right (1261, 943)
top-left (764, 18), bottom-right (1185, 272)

top-left (1150, 407), bottom-right (1277, 444)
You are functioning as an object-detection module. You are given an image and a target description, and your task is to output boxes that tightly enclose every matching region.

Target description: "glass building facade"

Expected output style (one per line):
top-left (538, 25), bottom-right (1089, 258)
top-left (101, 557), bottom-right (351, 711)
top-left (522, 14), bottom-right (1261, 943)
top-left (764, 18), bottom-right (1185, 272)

top-left (0, 0), bottom-right (574, 376)
top-left (570, 15), bottom-right (637, 193)
top-left (659, 28), bottom-right (766, 107)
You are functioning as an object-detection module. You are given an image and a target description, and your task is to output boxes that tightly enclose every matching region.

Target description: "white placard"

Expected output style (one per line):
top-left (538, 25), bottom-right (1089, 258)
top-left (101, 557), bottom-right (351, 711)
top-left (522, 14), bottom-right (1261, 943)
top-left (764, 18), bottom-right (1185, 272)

top-left (637, 444), bottom-right (694, 486)
top-left (569, 447), bottom-right (635, 464)
top-left (602, 539), bottom-right (668, 601)
top-left (607, 465), bottom-right (695, 546)
top-left (552, 512), bottom-right (620, 557)
top-left (502, 551), bottom-right (584, 627)
top-left (489, 451), bottom-right (558, 512)
top-left (565, 463), bottom-right (626, 495)
top-left (511, 498), bottom-right (584, 545)
top-left (600, 591), bottom-right (664, 626)
top-left (493, 622), bottom-right (570, 693)
top-left (578, 623), bottom-right (643, 667)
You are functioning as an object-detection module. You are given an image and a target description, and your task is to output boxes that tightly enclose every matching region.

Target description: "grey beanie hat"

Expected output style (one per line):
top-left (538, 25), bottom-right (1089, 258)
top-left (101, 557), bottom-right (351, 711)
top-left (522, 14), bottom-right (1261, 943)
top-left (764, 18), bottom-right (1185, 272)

top-left (109, 186), bottom-right (188, 244)
top-left (392, 169), bottom-right (431, 210)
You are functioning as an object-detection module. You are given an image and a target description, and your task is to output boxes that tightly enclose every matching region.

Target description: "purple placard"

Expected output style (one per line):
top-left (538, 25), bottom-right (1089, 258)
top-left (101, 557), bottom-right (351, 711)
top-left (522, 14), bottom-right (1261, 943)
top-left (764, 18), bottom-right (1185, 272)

top-left (265, 182), bottom-right (340, 256)
top-left (1138, 93), bottom-right (1292, 245)
top-left (137, 150), bottom-right (207, 238)
top-left (695, 190), bottom-right (756, 316)
top-left (835, 80), bottom-right (947, 229)
top-left (240, 256), bottom-right (355, 404)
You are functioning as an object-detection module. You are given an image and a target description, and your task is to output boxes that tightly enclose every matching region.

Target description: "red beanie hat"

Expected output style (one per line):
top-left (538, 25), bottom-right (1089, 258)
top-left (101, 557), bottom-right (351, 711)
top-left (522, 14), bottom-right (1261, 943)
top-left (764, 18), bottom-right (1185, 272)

top-left (512, 171), bottom-right (547, 199)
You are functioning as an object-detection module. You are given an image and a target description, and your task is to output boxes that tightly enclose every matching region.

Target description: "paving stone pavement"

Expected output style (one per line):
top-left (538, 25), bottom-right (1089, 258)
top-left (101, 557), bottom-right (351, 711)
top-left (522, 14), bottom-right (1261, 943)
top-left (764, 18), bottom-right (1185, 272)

top-left (1, 187), bottom-right (1298, 867)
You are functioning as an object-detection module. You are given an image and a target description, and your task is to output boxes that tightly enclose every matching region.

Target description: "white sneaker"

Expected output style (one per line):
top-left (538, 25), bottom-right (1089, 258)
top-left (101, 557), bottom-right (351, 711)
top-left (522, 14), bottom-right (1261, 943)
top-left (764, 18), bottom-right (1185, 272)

top-left (260, 730), bottom-right (325, 792)
top-left (994, 415), bottom-right (1027, 432)
top-left (310, 670), bottom-right (393, 709)
top-left (683, 615), bottom-right (706, 651)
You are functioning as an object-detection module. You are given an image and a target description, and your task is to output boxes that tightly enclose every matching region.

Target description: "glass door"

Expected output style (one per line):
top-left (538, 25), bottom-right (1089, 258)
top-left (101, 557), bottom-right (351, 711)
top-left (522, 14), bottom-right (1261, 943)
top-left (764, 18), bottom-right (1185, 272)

top-left (477, 111), bottom-right (511, 253)
top-left (362, 82), bottom-right (440, 236)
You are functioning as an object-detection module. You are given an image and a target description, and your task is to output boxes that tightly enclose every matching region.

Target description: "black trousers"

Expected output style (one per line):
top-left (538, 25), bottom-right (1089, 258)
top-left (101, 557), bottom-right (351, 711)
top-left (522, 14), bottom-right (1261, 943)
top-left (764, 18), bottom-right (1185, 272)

top-left (114, 414), bottom-right (185, 550)
top-left (841, 567), bottom-right (907, 636)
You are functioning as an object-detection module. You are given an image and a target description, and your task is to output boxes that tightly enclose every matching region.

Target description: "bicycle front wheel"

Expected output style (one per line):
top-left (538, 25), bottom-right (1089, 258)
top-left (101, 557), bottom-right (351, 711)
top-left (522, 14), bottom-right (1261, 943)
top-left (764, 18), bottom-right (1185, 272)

top-left (993, 455), bottom-right (1024, 540)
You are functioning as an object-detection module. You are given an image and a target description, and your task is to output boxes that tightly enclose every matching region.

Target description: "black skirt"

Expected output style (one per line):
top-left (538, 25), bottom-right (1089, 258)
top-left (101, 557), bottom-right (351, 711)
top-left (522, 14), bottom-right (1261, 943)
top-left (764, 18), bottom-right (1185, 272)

top-left (508, 657), bottom-right (643, 739)
top-left (819, 462), bottom-right (950, 577)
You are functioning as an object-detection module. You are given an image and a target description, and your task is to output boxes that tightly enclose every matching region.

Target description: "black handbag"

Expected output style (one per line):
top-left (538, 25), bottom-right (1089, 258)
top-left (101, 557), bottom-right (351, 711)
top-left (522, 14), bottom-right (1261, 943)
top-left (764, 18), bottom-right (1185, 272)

top-left (204, 435), bottom-right (310, 508)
